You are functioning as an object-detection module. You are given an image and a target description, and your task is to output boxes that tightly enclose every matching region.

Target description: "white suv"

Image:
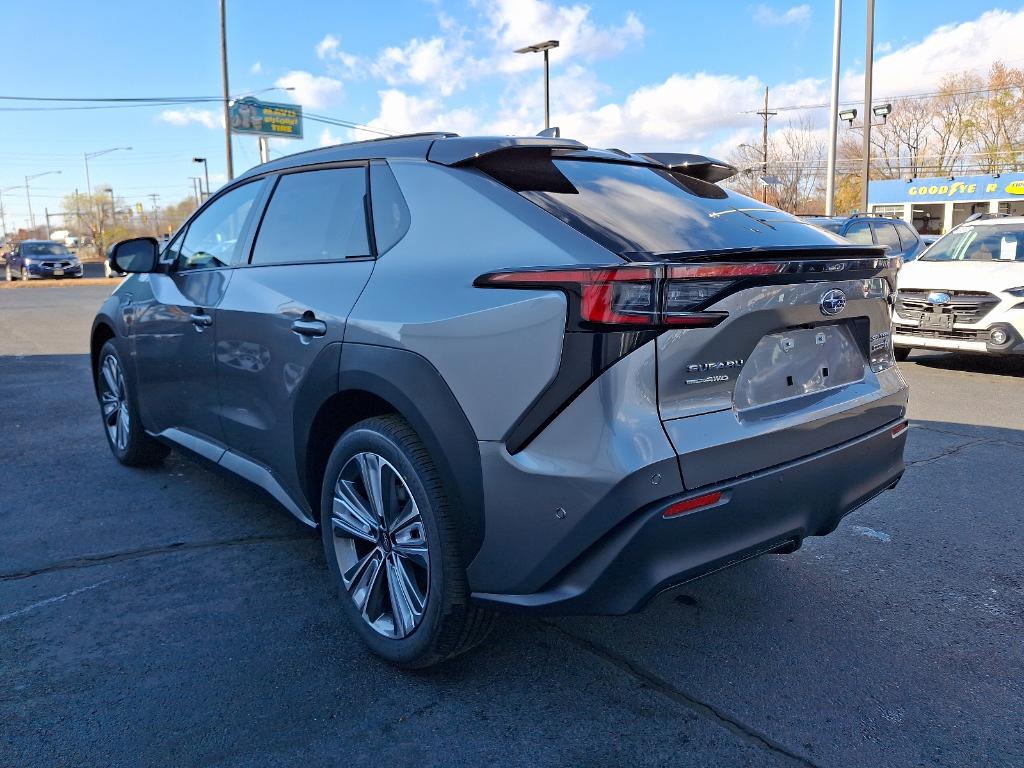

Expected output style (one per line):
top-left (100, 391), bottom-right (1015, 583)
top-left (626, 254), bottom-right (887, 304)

top-left (892, 215), bottom-right (1024, 359)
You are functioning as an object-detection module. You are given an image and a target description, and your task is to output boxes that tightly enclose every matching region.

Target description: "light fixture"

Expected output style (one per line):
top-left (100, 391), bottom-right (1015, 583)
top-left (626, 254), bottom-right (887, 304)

top-left (839, 108), bottom-right (857, 124)
top-left (872, 103), bottom-right (892, 118)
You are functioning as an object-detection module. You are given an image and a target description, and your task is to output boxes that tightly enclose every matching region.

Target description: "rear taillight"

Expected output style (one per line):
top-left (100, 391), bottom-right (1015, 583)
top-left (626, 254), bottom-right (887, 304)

top-left (475, 262), bottom-right (789, 329)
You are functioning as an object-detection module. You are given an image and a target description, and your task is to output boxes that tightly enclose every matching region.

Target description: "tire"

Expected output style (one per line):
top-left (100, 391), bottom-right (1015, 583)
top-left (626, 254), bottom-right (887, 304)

top-left (20, 267), bottom-right (28, 281)
top-left (894, 346), bottom-right (912, 362)
top-left (320, 415), bottom-right (494, 668)
top-left (96, 340), bottom-right (170, 466)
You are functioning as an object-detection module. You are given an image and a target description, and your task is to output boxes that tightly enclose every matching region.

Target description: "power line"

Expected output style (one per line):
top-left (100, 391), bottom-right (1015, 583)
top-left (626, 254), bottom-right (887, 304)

top-left (742, 82), bottom-right (1024, 115)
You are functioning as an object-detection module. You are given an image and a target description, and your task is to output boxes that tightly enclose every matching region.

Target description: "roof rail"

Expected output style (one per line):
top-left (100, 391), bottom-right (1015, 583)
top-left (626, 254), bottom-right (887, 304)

top-left (636, 153), bottom-right (737, 183)
top-left (964, 211), bottom-right (1010, 223)
top-left (426, 135), bottom-right (587, 166)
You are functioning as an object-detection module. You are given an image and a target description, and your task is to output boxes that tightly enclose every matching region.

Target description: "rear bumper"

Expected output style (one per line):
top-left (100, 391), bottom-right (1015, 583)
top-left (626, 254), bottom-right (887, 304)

top-left (472, 418), bottom-right (907, 615)
top-left (893, 329), bottom-right (1024, 355)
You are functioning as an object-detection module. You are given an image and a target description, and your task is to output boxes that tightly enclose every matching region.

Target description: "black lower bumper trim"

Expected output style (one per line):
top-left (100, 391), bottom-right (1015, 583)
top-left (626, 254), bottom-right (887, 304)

top-left (473, 419), bottom-right (907, 615)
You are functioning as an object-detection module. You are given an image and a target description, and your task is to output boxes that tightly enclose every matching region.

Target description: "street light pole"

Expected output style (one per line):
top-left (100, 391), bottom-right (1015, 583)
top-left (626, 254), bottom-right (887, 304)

top-left (220, 0), bottom-right (234, 180)
top-left (85, 147), bottom-right (131, 256)
top-left (193, 157), bottom-right (211, 200)
top-left (825, 0), bottom-right (843, 216)
top-left (861, 0), bottom-right (875, 213)
top-left (24, 170), bottom-right (62, 231)
top-left (514, 40), bottom-right (560, 130)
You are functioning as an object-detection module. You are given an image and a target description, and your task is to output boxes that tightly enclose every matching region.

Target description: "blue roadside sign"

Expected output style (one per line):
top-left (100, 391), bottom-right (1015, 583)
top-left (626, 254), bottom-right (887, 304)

top-left (230, 97), bottom-right (303, 139)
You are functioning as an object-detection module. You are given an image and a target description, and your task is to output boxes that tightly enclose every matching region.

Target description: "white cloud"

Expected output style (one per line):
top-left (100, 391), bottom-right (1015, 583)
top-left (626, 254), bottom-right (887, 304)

top-left (273, 70), bottom-right (342, 109)
top-left (157, 108), bottom-right (221, 129)
top-left (316, 33), bottom-right (340, 60)
top-left (365, 89), bottom-right (478, 137)
top-left (842, 8), bottom-right (1024, 100)
top-left (754, 4), bottom-right (811, 27)
top-left (319, 127), bottom-right (343, 146)
top-left (483, 0), bottom-right (644, 74)
top-left (249, 61), bottom-right (262, 75)
top-left (375, 36), bottom-right (476, 96)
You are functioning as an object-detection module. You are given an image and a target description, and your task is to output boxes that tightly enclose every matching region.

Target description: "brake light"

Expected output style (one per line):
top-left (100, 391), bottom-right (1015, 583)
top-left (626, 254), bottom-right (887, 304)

top-left (474, 262), bottom-right (789, 329)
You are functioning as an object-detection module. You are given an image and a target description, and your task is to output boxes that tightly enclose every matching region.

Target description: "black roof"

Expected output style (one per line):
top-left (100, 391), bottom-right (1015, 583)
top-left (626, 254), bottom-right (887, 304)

top-left (235, 132), bottom-right (738, 184)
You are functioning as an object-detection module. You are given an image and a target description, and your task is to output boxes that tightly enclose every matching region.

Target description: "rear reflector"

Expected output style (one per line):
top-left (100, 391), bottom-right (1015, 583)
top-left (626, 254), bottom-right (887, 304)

top-left (890, 421), bottom-right (909, 438)
top-left (663, 491), bottom-right (723, 518)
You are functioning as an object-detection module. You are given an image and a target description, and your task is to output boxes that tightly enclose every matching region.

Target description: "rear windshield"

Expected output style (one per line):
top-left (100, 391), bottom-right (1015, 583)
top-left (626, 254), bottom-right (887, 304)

top-left (481, 157), bottom-right (843, 256)
top-left (921, 223), bottom-right (1024, 262)
top-left (24, 242), bottom-right (69, 256)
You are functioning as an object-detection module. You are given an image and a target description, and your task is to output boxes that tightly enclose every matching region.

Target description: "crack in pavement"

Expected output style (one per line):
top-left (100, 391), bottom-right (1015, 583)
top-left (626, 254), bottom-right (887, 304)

top-left (541, 620), bottom-right (822, 768)
top-left (0, 533), bottom-right (311, 582)
top-left (911, 422), bottom-right (1024, 448)
top-left (905, 437), bottom-right (997, 468)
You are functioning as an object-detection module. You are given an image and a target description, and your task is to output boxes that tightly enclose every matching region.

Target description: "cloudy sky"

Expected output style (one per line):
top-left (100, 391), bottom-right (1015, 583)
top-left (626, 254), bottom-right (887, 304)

top-left (1, 0), bottom-right (1022, 228)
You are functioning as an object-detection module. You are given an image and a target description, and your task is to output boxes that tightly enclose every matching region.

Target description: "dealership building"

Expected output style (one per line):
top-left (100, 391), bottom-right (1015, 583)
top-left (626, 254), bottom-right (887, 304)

top-left (868, 171), bottom-right (1024, 235)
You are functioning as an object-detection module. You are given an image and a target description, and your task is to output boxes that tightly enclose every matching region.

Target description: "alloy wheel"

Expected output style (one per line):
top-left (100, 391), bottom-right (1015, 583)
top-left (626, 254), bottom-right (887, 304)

top-left (99, 354), bottom-right (130, 452)
top-left (330, 451), bottom-right (430, 639)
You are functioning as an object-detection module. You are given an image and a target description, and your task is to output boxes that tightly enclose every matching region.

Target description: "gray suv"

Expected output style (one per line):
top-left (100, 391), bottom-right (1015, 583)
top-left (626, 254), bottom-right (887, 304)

top-left (92, 133), bottom-right (909, 667)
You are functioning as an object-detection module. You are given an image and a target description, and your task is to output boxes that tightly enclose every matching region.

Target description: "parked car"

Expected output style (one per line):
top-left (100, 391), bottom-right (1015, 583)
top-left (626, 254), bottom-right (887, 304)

top-left (92, 133), bottom-right (908, 667)
top-left (5, 240), bottom-right (83, 280)
top-left (892, 214), bottom-right (1024, 359)
top-left (803, 214), bottom-right (927, 261)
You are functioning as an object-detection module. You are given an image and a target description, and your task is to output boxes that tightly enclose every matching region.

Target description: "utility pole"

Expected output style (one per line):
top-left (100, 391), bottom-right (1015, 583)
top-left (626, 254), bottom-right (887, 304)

top-left (25, 177), bottom-right (35, 230)
top-left (220, 0), bottom-right (234, 180)
top-left (756, 86), bottom-right (777, 204)
top-left (190, 177), bottom-right (201, 206)
top-left (148, 193), bottom-right (160, 235)
top-left (258, 136), bottom-right (270, 164)
top-left (45, 208), bottom-right (52, 239)
top-left (825, 0), bottom-right (843, 216)
top-left (861, 0), bottom-right (875, 212)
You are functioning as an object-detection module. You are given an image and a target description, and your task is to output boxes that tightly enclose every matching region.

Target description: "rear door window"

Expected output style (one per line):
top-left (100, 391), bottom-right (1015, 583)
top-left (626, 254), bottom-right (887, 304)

top-left (872, 221), bottom-right (902, 254)
top-left (251, 167), bottom-right (370, 265)
top-left (480, 157), bottom-right (839, 256)
top-left (843, 220), bottom-right (874, 245)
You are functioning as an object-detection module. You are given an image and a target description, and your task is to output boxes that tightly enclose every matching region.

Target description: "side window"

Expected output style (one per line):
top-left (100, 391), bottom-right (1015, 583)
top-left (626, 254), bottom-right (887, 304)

top-left (844, 220), bottom-right (874, 245)
top-left (175, 180), bottom-right (264, 272)
top-left (370, 161), bottom-right (411, 255)
top-left (161, 228), bottom-right (187, 266)
top-left (250, 167), bottom-right (370, 265)
top-left (896, 221), bottom-right (919, 249)
top-left (873, 221), bottom-right (902, 254)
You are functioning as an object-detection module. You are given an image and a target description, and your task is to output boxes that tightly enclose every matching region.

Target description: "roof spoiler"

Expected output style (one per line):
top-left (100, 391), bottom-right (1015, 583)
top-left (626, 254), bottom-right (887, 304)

top-left (427, 135), bottom-right (588, 166)
top-left (637, 153), bottom-right (738, 183)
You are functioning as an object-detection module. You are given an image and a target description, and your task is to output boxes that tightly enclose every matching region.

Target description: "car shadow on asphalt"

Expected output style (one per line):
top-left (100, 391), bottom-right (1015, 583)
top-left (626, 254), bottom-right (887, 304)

top-left (905, 349), bottom-right (1024, 376)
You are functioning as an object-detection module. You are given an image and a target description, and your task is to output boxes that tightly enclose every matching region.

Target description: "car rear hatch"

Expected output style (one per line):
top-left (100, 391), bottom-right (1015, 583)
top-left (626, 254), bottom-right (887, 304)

top-left (652, 249), bottom-right (905, 488)
top-left (460, 143), bottom-right (907, 486)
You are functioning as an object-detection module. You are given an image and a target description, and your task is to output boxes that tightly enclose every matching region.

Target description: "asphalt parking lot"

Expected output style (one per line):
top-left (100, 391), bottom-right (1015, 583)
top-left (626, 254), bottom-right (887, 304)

top-left (1, 282), bottom-right (1022, 768)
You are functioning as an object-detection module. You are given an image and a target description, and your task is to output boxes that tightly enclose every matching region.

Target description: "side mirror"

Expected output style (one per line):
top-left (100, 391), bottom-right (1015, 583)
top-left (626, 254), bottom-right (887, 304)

top-left (109, 237), bottom-right (159, 273)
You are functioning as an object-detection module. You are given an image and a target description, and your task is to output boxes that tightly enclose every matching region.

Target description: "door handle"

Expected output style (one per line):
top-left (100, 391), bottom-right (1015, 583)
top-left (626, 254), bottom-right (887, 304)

top-left (291, 318), bottom-right (327, 338)
top-left (190, 311), bottom-right (213, 329)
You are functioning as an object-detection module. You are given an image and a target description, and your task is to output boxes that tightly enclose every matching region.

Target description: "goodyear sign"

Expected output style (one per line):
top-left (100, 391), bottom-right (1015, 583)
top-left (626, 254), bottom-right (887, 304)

top-left (229, 97), bottom-right (303, 139)
top-left (870, 172), bottom-right (1024, 204)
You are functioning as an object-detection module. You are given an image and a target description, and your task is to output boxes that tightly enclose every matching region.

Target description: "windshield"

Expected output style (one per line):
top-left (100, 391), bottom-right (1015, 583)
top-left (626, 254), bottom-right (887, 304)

top-left (922, 223), bottom-right (1024, 262)
top-left (23, 242), bottom-right (70, 256)
top-left (482, 157), bottom-right (846, 256)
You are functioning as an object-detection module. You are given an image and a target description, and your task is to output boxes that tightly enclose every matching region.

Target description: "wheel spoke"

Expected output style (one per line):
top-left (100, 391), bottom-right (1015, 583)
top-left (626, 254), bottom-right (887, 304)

top-left (356, 452), bottom-right (387, 525)
top-left (101, 358), bottom-right (118, 395)
top-left (101, 394), bottom-right (119, 420)
top-left (392, 523), bottom-right (429, 570)
top-left (332, 482), bottom-right (379, 543)
top-left (386, 553), bottom-right (425, 637)
top-left (343, 547), bottom-right (383, 606)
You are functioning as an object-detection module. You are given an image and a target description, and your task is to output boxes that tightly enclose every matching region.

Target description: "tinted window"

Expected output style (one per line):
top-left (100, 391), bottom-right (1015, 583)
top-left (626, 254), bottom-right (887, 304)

top-left (176, 180), bottom-right (264, 271)
top-left (844, 220), bottom-right (874, 245)
top-left (485, 158), bottom-right (839, 255)
top-left (895, 221), bottom-right (919, 248)
top-left (873, 221), bottom-right (902, 253)
top-left (370, 162), bottom-right (410, 255)
top-left (251, 167), bottom-right (370, 265)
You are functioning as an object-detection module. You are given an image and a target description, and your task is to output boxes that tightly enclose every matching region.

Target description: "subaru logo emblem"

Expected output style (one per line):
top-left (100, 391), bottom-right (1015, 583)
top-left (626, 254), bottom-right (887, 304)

top-left (927, 291), bottom-right (951, 305)
top-left (820, 288), bottom-right (847, 316)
